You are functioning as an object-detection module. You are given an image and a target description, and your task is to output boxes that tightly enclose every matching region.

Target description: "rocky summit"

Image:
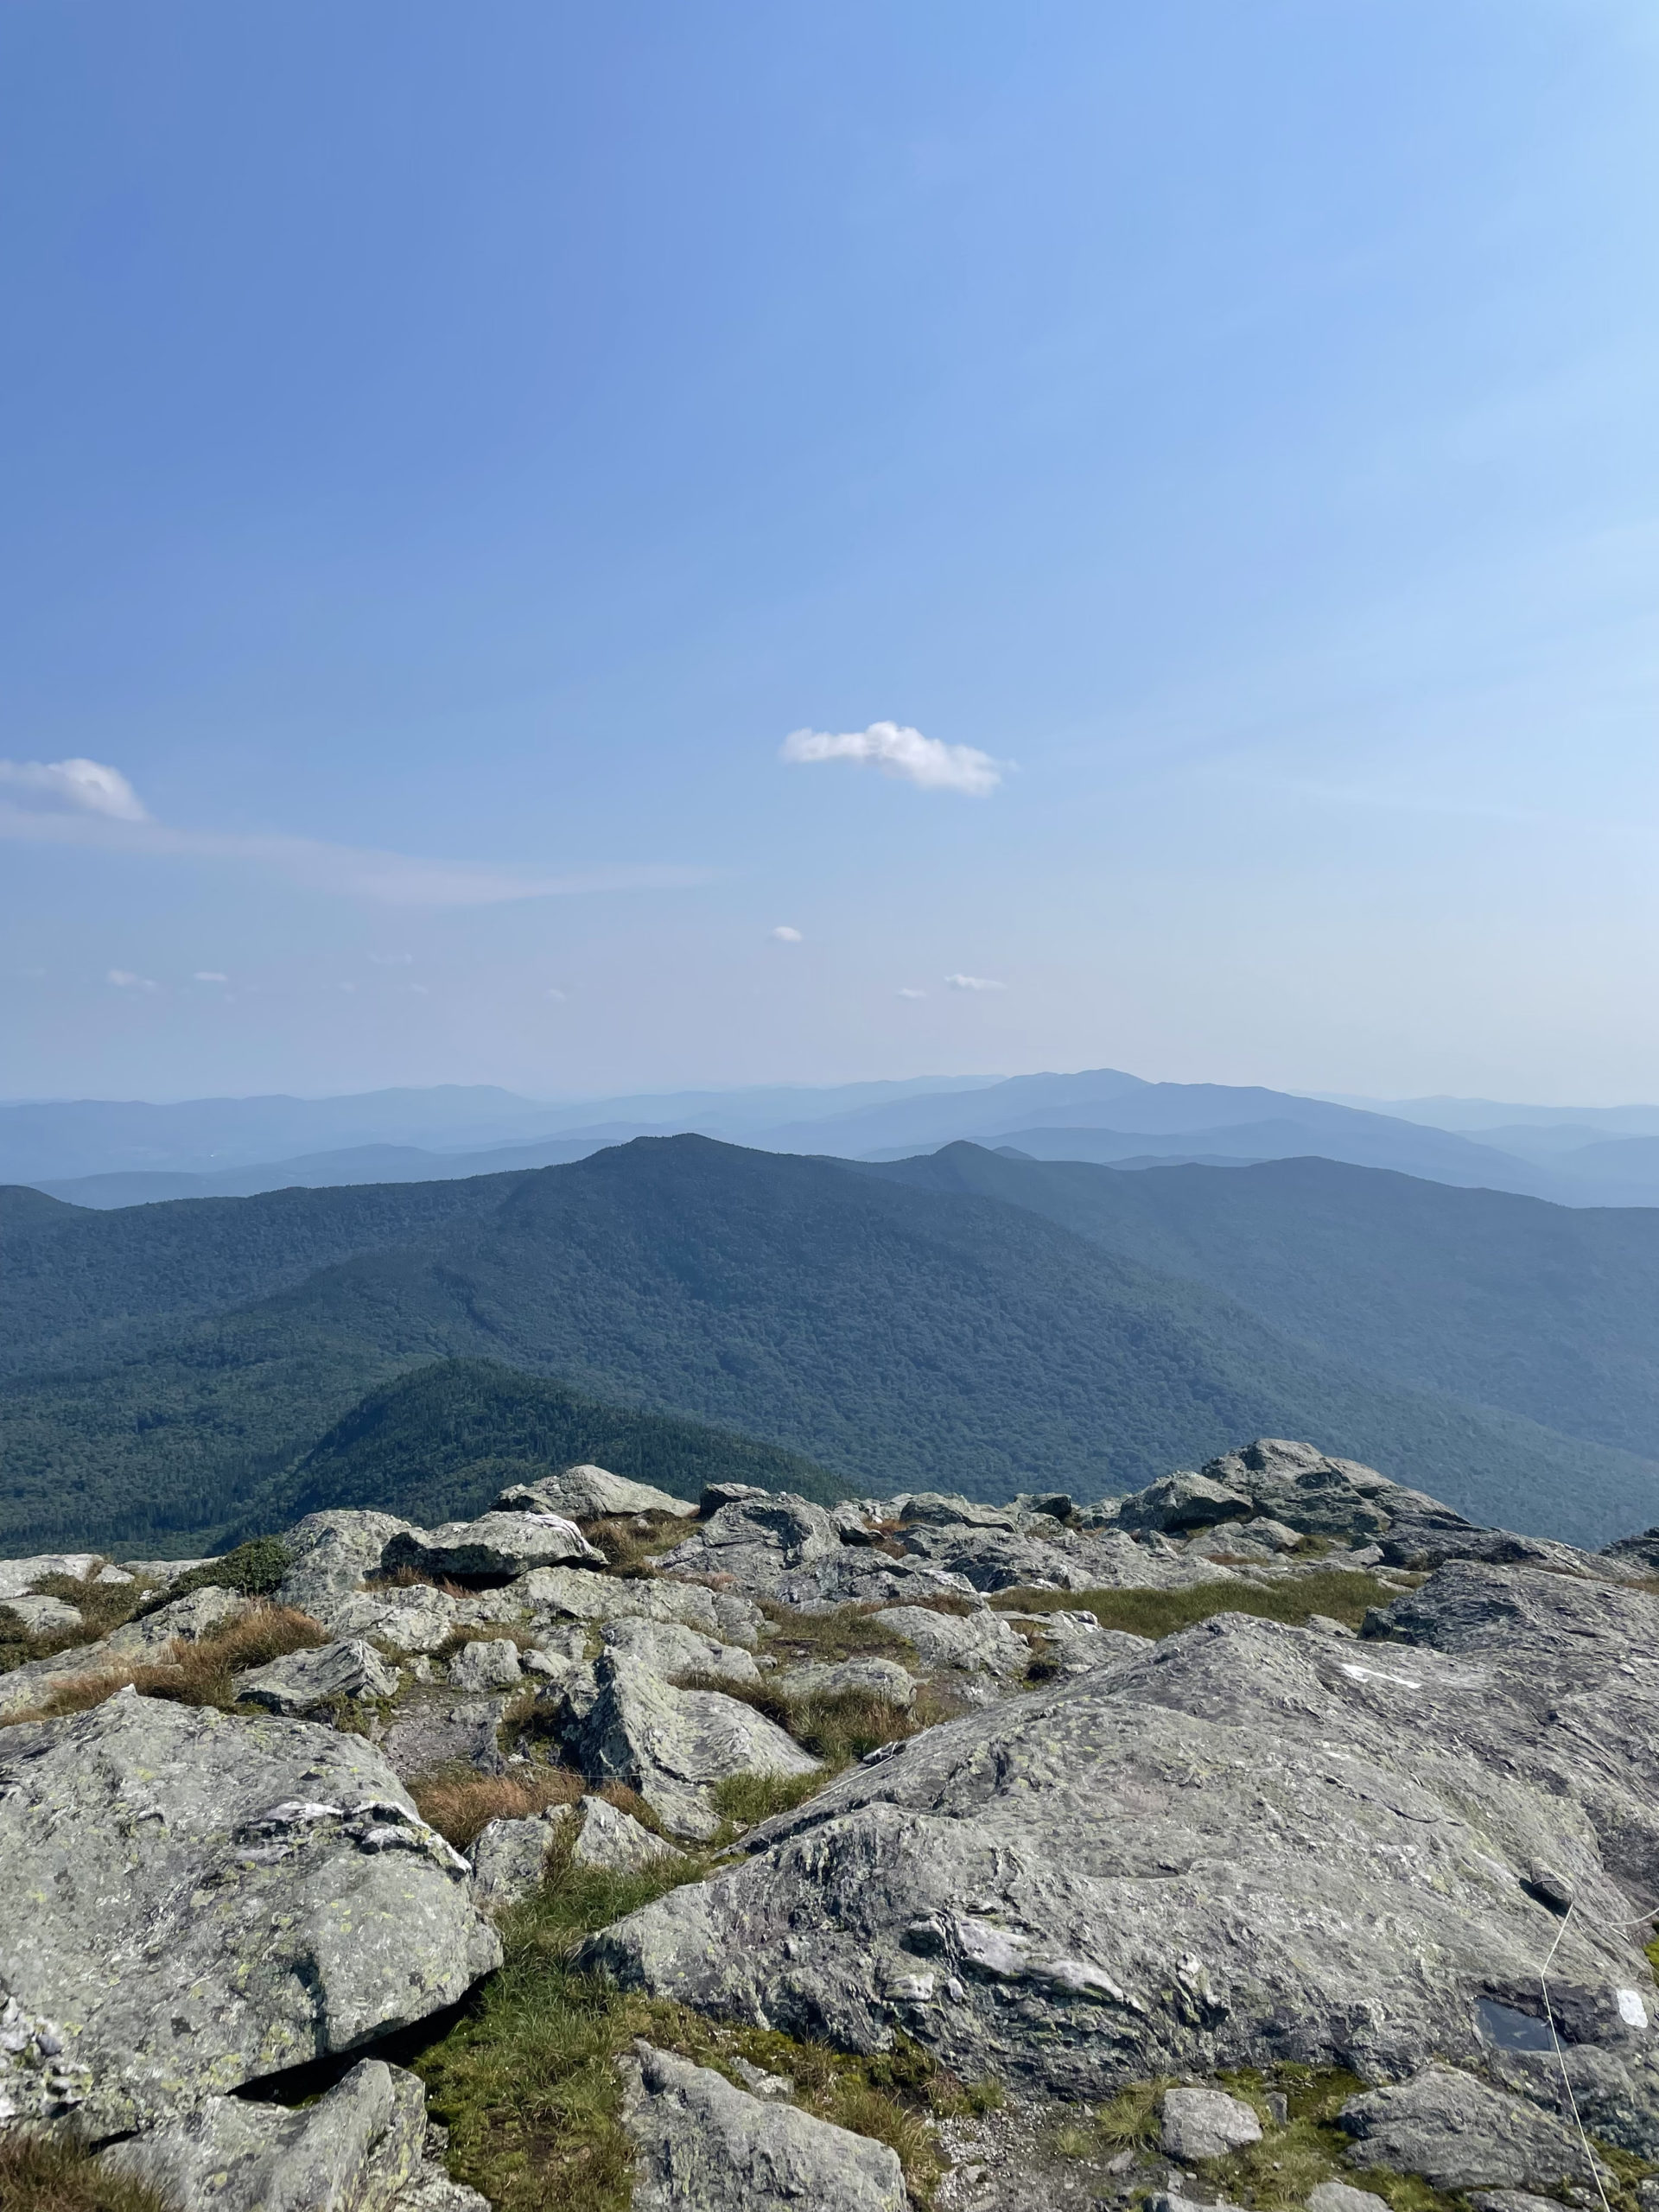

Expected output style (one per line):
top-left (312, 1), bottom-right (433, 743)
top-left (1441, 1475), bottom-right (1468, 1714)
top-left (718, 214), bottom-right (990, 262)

top-left (4, 1440), bottom-right (1659, 2212)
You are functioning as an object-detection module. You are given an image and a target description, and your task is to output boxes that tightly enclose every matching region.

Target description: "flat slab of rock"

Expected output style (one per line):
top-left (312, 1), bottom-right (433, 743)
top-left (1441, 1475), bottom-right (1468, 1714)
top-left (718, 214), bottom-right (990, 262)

top-left (329, 1584), bottom-right (462, 1653)
top-left (1338, 2065), bottom-right (1596, 2190)
top-left (236, 1637), bottom-right (401, 1714)
top-left (448, 1636), bottom-right (524, 1692)
top-left (772, 1657), bottom-right (918, 1707)
top-left (601, 1614), bottom-right (762, 1686)
top-left (0, 1553), bottom-right (100, 1599)
top-left (276, 1510), bottom-right (421, 1612)
top-left (0, 1688), bottom-right (499, 2135)
top-left (378, 1687), bottom-right (514, 1780)
top-left (1306, 2184), bottom-right (1389, 2212)
top-left (518, 1563), bottom-right (761, 1648)
top-left (385, 1511), bottom-right (602, 1580)
top-left (99, 2056), bottom-right (424, 2212)
top-left (658, 1494), bottom-right (842, 1595)
top-left (1160, 2086), bottom-right (1262, 2158)
top-left (583, 1567), bottom-right (1659, 2153)
top-left (2, 1591), bottom-right (83, 1634)
top-left (496, 1464), bottom-right (697, 1520)
top-left (566, 1653), bottom-right (819, 1840)
top-left (619, 2040), bottom-right (906, 2211)
top-left (871, 1605), bottom-right (1030, 1678)
top-left (106, 1582), bottom-right (253, 1656)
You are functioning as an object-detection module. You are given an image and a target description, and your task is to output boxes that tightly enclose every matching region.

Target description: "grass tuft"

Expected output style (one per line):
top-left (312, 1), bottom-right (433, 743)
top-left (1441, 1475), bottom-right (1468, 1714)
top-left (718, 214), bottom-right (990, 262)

top-left (989, 1567), bottom-right (1404, 1640)
top-left (0, 2133), bottom-right (175, 2212)
top-left (411, 1762), bottom-right (586, 1851)
top-left (1, 1604), bottom-right (328, 1727)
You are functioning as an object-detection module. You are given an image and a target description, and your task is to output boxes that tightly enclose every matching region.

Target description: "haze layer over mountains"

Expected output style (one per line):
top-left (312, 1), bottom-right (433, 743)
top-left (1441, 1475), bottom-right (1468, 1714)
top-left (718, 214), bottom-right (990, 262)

top-left (14, 1065), bottom-right (1659, 1207)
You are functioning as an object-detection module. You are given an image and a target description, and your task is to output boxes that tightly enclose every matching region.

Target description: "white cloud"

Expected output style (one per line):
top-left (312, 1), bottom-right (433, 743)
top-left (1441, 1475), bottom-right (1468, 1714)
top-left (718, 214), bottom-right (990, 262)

top-left (779, 721), bottom-right (1002, 796)
top-left (193, 970), bottom-right (229, 983)
top-left (107, 968), bottom-right (159, 992)
top-left (0, 767), bottom-right (710, 909)
top-left (546, 987), bottom-right (568, 1001)
top-left (771, 925), bottom-right (803, 942)
top-left (0, 756), bottom-right (149, 821)
top-left (897, 987), bottom-right (927, 1000)
top-left (945, 973), bottom-right (1007, 992)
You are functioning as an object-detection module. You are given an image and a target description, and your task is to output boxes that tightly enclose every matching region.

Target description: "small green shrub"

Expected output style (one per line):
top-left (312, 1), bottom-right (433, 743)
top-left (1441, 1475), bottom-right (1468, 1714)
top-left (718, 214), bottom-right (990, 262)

top-left (709, 1770), bottom-right (824, 1830)
top-left (142, 1536), bottom-right (292, 1612)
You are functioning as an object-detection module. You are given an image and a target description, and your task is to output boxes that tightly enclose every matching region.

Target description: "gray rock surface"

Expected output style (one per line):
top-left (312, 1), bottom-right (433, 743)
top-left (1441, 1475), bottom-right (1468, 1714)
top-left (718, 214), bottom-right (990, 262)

top-left (1467, 2194), bottom-right (1570, 2212)
top-left (448, 1636), bottom-right (524, 1691)
top-left (385, 1510), bottom-right (602, 1580)
top-left (378, 1687), bottom-right (514, 1780)
top-left (568, 1791), bottom-right (686, 1873)
top-left (496, 1464), bottom-right (697, 1520)
top-left (601, 1614), bottom-right (763, 1686)
top-left (1306, 2185), bottom-right (1389, 2212)
top-left (618, 2039), bottom-right (907, 2211)
top-left (585, 1564), bottom-right (1659, 2154)
top-left (1160, 2086), bottom-right (1262, 2158)
top-left (105, 1582), bottom-right (253, 1656)
top-left (2, 1592), bottom-right (83, 1634)
top-left (99, 2057), bottom-right (425, 2212)
top-left (470, 1813), bottom-right (557, 1907)
top-left (328, 1584), bottom-right (461, 1652)
top-left (565, 1653), bottom-right (819, 1840)
top-left (1338, 2064), bottom-right (1597, 2190)
top-left (870, 1604), bottom-right (1031, 1679)
top-left (0, 1553), bottom-right (100, 1599)
top-left (0, 1688), bottom-right (500, 2135)
top-left (772, 1656), bottom-right (918, 1707)
top-left (276, 1510), bottom-right (420, 1612)
top-left (517, 1563), bottom-right (757, 1642)
top-left (658, 1495), bottom-right (843, 1594)
top-left (236, 1637), bottom-right (402, 1714)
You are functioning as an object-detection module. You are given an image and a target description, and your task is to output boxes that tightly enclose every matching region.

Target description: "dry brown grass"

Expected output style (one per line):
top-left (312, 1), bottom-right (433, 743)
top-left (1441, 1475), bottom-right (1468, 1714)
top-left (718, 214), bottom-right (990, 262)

top-left (582, 1514), bottom-right (693, 1576)
top-left (366, 1564), bottom-right (474, 1598)
top-left (672, 1670), bottom-right (957, 1770)
top-left (1, 1604), bottom-right (328, 1728)
top-left (411, 1761), bottom-right (586, 1849)
top-left (0, 2131), bottom-right (174, 2212)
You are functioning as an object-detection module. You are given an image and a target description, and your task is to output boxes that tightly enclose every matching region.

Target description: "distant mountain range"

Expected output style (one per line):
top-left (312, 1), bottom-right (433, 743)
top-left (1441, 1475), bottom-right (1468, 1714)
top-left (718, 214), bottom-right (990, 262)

top-left (6, 1135), bottom-right (1659, 1556)
top-left (16, 1068), bottom-right (1659, 1209)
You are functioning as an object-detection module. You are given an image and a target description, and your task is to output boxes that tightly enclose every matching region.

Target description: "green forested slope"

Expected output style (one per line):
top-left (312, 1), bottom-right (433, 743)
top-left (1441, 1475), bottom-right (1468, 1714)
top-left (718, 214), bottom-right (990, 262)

top-left (239, 1357), bottom-right (842, 1533)
top-left (6, 1136), bottom-right (1658, 1553)
top-left (874, 1147), bottom-right (1659, 1465)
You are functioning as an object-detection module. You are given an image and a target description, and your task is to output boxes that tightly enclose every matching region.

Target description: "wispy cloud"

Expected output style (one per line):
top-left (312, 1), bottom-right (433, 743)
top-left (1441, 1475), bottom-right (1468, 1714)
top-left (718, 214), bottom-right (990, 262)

top-left (945, 973), bottom-right (1006, 992)
top-left (0, 756), bottom-right (149, 821)
top-left (193, 970), bottom-right (229, 983)
top-left (770, 925), bottom-right (803, 942)
top-left (780, 721), bottom-right (1003, 796)
top-left (0, 756), bottom-right (709, 908)
top-left (896, 987), bottom-right (927, 1000)
top-left (107, 968), bottom-right (159, 992)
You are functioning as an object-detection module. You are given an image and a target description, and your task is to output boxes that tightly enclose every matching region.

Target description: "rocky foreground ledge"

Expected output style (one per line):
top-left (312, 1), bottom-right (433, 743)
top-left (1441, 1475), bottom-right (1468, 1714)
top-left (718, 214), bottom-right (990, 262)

top-left (4, 1441), bottom-right (1659, 2212)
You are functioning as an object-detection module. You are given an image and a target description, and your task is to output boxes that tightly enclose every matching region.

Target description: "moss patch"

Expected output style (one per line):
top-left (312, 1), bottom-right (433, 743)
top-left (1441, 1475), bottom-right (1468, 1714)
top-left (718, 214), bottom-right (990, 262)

top-left (991, 1567), bottom-right (1404, 1640)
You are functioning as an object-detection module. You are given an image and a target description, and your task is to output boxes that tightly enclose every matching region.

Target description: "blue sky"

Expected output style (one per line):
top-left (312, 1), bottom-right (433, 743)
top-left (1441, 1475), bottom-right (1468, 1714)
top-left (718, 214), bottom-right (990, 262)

top-left (3, 1), bottom-right (1657, 1103)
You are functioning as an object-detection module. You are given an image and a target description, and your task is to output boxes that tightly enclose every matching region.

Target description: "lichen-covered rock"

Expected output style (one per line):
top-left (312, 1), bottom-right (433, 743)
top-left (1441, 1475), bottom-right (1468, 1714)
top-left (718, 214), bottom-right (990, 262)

top-left (327, 1584), bottom-right (462, 1653)
top-left (618, 2040), bottom-right (907, 2211)
top-left (378, 1688), bottom-right (514, 1780)
top-left (496, 1465), bottom-right (697, 1520)
top-left (584, 1566), bottom-right (1659, 2154)
top-left (105, 1582), bottom-right (252, 1656)
top-left (516, 1564), bottom-right (757, 1643)
top-left (0, 1688), bottom-right (501, 2133)
top-left (870, 1605), bottom-right (1030, 1679)
top-left (1338, 2065), bottom-right (1598, 2190)
top-left (565, 1653), bottom-right (819, 1840)
top-left (448, 1637), bottom-right (524, 1692)
top-left (658, 1494), bottom-right (843, 1595)
top-left (1, 1592), bottom-right (82, 1635)
top-left (601, 1615), bottom-right (762, 1687)
top-left (1160, 2086), bottom-right (1262, 2158)
top-left (99, 2057), bottom-right (426, 2212)
top-left (1115, 1471), bottom-right (1255, 1534)
top-left (276, 1511), bottom-right (421, 1613)
top-left (772, 1657), bottom-right (918, 1707)
top-left (0, 1554), bottom-right (100, 1600)
top-left (1306, 2184), bottom-right (1389, 2212)
top-left (568, 1792), bottom-right (684, 1874)
top-left (470, 1814), bottom-right (558, 1907)
top-left (236, 1638), bottom-right (402, 1714)
top-left (384, 1511), bottom-right (602, 1580)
